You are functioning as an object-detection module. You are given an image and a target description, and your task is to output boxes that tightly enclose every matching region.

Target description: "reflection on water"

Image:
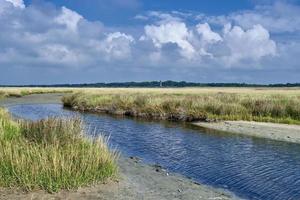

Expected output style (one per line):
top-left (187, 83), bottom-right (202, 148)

top-left (8, 104), bottom-right (300, 200)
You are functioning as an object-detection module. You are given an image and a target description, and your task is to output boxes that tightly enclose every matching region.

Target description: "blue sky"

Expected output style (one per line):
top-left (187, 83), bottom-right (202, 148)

top-left (0, 0), bottom-right (299, 84)
top-left (23, 0), bottom-right (254, 24)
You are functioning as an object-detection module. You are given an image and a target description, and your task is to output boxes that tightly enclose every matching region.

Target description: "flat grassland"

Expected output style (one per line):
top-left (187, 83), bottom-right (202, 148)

top-left (1, 87), bottom-right (300, 124)
top-left (60, 87), bottom-right (300, 125)
top-left (0, 87), bottom-right (72, 98)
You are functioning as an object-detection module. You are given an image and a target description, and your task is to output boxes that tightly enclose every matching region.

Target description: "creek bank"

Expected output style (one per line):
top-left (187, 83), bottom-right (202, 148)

top-left (65, 97), bottom-right (300, 144)
top-left (0, 156), bottom-right (235, 200)
top-left (67, 104), bottom-right (206, 122)
top-left (0, 94), bottom-right (236, 200)
top-left (195, 121), bottom-right (300, 144)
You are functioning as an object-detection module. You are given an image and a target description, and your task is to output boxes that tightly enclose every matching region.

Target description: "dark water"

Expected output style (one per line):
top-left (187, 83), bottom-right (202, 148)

top-left (7, 104), bottom-right (300, 200)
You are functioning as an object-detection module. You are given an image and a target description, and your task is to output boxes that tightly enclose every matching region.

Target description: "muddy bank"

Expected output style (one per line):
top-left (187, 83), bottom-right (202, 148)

top-left (195, 121), bottom-right (300, 143)
top-left (0, 157), bottom-right (235, 200)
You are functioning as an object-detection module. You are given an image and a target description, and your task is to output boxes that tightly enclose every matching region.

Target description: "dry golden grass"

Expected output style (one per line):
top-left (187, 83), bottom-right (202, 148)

top-left (1, 87), bottom-right (300, 96)
top-left (0, 87), bottom-right (73, 97)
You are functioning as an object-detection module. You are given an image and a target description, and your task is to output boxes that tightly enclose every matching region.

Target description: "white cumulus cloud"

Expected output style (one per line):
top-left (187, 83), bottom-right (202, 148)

top-left (196, 23), bottom-right (222, 44)
top-left (143, 21), bottom-right (196, 59)
top-left (102, 32), bottom-right (135, 60)
top-left (55, 6), bottom-right (83, 32)
top-left (222, 24), bottom-right (276, 65)
top-left (141, 19), bottom-right (276, 65)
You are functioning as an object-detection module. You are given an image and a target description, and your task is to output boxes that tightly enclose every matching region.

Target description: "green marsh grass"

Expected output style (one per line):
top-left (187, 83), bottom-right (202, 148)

top-left (0, 109), bottom-right (117, 192)
top-left (62, 89), bottom-right (300, 124)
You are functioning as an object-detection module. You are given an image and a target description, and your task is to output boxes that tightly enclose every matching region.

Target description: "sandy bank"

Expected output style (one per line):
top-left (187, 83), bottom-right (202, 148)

top-left (0, 157), bottom-right (235, 200)
top-left (195, 121), bottom-right (300, 143)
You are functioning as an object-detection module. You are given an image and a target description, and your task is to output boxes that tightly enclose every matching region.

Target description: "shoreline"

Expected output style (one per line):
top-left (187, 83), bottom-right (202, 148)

top-left (0, 94), bottom-right (236, 200)
top-left (0, 157), bottom-right (235, 200)
top-left (194, 121), bottom-right (300, 144)
top-left (2, 93), bottom-right (300, 144)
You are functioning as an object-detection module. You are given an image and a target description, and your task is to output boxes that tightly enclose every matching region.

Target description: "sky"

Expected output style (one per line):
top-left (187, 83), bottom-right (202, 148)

top-left (0, 0), bottom-right (300, 84)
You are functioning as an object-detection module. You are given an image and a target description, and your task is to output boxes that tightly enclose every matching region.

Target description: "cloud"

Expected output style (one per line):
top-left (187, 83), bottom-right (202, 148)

top-left (0, 1), bottom-right (134, 70)
top-left (234, 2), bottom-right (300, 33)
top-left (135, 10), bottom-right (196, 24)
top-left (55, 6), bottom-right (83, 32)
top-left (134, 14), bottom-right (149, 20)
top-left (102, 32), bottom-right (135, 60)
top-left (206, 2), bottom-right (300, 33)
top-left (0, 0), bottom-right (24, 14)
top-left (37, 44), bottom-right (83, 67)
top-left (196, 23), bottom-right (222, 44)
top-left (4, 0), bottom-right (24, 8)
top-left (142, 21), bottom-right (196, 59)
top-left (146, 11), bottom-right (183, 23)
top-left (221, 24), bottom-right (276, 66)
top-left (140, 19), bottom-right (276, 65)
top-left (0, 0), bottom-right (279, 69)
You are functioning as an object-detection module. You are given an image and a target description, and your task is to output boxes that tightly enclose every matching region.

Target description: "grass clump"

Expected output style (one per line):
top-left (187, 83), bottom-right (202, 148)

top-left (0, 109), bottom-right (117, 193)
top-left (62, 89), bottom-right (300, 124)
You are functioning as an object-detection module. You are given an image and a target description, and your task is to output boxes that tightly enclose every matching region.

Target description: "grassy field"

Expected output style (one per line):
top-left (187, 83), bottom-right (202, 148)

top-left (0, 87), bottom-right (72, 98)
top-left (61, 87), bottom-right (300, 124)
top-left (0, 108), bottom-right (117, 192)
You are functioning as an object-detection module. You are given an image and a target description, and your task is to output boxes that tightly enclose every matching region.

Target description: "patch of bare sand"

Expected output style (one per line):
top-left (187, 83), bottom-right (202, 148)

top-left (195, 121), bottom-right (300, 143)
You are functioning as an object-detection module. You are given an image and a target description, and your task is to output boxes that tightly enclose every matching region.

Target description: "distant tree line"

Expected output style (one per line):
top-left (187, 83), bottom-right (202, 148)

top-left (1, 81), bottom-right (300, 88)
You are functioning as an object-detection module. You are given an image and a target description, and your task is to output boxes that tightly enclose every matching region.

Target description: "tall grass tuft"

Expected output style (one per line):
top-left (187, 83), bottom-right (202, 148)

top-left (0, 109), bottom-right (117, 193)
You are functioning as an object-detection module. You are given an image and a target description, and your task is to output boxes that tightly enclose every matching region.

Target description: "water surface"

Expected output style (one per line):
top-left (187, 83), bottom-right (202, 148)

top-left (8, 103), bottom-right (300, 200)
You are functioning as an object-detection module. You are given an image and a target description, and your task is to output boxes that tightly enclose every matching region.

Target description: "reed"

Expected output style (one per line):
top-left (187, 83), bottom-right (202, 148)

top-left (62, 89), bottom-right (300, 124)
top-left (0, 109), bottom-right (117, 192)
